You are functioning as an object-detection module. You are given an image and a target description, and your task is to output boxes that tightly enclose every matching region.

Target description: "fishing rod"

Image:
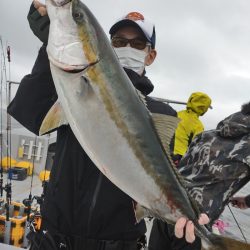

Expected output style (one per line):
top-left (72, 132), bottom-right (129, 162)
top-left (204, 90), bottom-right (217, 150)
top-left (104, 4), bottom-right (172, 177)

top-left (227, 204), bottom-right (248, 243)
top-left (0, 38), bottom-right (11, 201)
top-left (5, 45), bottom-right (13, 221)
top-left (22, 135), bottom-right (51, 248)
top-left (0, 37), bottom-right (9, 198)
top-left (39, 133), bottom-right (51, 201)
top-left (23, 136), bottom-right (38, 220)
top-left (0, 38), bottom-right (4, 198)
top-left (0, 37), bottom-right (13, 244)
top-left (151, 96), bottom-right (213, 109)
top-left (23, 134), bottom-right (52, 208)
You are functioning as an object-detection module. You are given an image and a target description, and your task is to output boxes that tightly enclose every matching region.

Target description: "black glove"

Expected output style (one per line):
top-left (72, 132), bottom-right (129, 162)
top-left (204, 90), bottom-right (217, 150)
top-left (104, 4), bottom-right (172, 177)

top-left (27, 3), bottom-right (50, 44)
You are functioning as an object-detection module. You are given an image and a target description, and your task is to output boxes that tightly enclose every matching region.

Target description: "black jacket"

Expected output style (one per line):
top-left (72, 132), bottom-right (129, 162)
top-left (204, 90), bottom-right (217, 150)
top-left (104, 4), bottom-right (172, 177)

top-left (8, 45), bottom-right (176, 241)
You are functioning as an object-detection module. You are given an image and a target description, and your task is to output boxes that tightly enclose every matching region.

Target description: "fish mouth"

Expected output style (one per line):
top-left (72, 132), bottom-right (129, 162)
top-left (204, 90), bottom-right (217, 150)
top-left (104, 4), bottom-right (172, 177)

top-left (48, 54), bottom-right (87, 72)
top-left (48, 55), bottom-right (99, 73)
top-left (63, 68), bottom-right (86, 73)
top-left (63, 60), bottom-right (99, 73)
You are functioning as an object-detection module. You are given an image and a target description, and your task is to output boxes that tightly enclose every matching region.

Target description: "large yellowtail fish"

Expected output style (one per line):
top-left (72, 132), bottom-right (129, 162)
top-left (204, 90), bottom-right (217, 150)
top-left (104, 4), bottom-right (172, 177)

top-left (41, 0), bottom-right (250, 249)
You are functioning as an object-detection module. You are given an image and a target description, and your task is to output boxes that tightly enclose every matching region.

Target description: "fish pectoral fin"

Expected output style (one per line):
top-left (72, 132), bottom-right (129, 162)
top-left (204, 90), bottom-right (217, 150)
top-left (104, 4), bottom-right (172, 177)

top-left (39, 101), bottom-right (68, 135)
top-left (134, 203), bottom-right (151, 222)
top-left (152, 113), bottom-right (180, 156)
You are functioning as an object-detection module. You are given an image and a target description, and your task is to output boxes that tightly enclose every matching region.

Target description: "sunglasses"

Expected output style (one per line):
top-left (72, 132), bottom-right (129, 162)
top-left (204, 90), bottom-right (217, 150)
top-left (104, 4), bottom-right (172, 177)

top-left (111, 37), bottom-right (151, 50)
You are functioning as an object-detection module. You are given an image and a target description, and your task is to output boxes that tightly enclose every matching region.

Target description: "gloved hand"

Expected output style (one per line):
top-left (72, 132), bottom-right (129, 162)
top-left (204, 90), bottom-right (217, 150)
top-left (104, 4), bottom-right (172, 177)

top-left (27, 0), bottom-right (50, 43)
top-left (174, 213), bottom-right (209, 243)
top-left (33, 0), bottom-right (47, 16)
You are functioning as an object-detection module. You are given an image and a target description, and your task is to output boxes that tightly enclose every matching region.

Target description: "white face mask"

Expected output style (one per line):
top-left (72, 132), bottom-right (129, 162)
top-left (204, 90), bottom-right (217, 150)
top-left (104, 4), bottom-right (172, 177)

top-left (114, 47), bottom-right (148, 75)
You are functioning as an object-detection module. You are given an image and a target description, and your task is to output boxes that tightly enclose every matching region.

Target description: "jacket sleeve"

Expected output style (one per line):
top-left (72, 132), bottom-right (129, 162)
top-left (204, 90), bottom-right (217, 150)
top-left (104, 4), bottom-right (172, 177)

top-left (7, 44), bottom-right (57, 135)
top-left (193, 120), bottom-right (204, 139)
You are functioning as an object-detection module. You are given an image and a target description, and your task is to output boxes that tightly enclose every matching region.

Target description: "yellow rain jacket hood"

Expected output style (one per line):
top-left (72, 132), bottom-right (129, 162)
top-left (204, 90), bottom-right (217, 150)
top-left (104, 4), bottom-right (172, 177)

top-left (186, 92), bottom-right (211, 116)
top-left (174, 92), bottom-right (212, 157)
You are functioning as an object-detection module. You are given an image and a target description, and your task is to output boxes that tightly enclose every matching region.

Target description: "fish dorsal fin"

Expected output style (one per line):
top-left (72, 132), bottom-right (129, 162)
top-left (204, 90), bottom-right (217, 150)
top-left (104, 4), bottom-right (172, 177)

top-left (39, 101), bottom-right (68, 135)
top-left (152, 113), bottom-right (199, 209)
top-left (152, 113), bottom-right (180, 162)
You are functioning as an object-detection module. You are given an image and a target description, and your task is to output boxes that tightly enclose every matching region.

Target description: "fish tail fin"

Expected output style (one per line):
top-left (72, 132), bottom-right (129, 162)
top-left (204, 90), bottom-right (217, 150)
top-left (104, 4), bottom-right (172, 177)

top-left (201, 234), bottom-right (250, 250)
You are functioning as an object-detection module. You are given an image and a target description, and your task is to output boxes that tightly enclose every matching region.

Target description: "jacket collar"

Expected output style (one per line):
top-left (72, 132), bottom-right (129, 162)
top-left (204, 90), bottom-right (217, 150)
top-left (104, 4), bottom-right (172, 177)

top-left (124, 68), bottom-right (154, 96)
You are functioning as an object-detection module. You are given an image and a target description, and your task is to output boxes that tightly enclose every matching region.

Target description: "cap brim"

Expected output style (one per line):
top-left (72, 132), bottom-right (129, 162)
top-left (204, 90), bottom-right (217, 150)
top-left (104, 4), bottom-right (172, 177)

top-left (109, 19), bottom-right (150, 42)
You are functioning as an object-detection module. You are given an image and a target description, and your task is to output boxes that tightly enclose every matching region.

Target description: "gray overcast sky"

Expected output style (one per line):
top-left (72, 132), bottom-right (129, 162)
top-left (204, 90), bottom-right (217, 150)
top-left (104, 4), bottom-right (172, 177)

top-left (1, 0), bottom-right (250, 129)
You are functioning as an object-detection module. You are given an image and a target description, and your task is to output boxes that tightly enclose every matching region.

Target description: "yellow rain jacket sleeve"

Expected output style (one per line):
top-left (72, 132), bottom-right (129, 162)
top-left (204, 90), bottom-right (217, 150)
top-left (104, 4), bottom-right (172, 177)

top-left (174, 92), bottom-right (211, 157)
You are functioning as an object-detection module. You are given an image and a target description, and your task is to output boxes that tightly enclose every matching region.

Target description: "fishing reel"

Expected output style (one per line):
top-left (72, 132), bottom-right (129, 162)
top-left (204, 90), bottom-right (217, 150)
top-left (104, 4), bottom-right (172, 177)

top-left (23, 195), bottom-right (43, 207)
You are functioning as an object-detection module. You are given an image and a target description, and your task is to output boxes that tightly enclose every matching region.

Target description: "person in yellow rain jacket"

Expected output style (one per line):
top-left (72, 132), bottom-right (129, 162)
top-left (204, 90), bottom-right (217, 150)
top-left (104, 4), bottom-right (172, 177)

top-left (173, 92), bottom-right (212, 165)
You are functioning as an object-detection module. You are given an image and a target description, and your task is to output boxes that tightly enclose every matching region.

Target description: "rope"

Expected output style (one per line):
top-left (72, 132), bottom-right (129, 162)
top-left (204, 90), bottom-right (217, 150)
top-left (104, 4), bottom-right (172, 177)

top-left (227, 204), bottom-right (248, 243)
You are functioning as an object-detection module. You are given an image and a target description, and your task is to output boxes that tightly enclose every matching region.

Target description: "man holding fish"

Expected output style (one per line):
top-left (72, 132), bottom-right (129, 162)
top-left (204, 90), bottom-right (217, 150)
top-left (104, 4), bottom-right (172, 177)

top-left (8, 0), bottom-right (214, 249)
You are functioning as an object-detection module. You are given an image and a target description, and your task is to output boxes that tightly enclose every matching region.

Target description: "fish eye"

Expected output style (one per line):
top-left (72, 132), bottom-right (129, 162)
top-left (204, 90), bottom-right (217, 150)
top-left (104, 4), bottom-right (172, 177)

top-left (74, 12), bottom-right (83, 21)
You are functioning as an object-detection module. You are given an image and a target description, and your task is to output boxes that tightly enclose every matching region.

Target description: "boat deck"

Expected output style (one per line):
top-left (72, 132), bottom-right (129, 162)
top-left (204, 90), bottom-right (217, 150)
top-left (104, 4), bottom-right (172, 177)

top-left (0, 243), bottom-right (22, 250)
top-left (0, 173), bottom-right (42, 249)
